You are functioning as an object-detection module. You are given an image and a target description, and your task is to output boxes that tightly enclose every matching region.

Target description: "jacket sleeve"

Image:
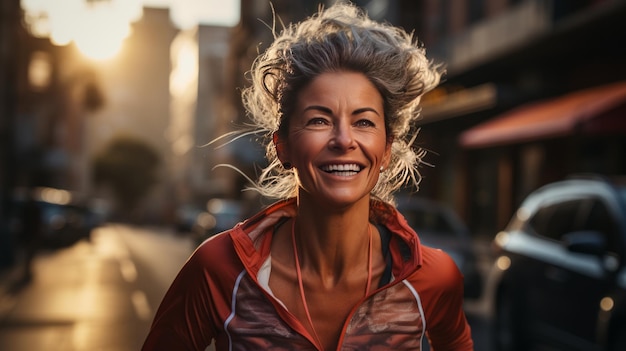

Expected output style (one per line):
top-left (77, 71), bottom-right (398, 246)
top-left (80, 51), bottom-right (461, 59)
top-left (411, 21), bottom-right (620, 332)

top-left (141, 241), bottom-right (221, 351)
top-left (419, 247), bottom-right (474, 351)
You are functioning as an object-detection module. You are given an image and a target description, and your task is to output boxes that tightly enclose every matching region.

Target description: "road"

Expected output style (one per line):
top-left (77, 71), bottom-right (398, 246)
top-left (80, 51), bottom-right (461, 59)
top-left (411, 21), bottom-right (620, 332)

top-left (0, 223), bottom-right (493, 350)
top-left (0, 224), bottom-right (197, 351)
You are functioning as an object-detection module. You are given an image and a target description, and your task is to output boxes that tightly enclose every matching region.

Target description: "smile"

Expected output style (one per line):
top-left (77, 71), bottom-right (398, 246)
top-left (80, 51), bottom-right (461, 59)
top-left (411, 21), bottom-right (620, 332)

top-left (320, 163), bottom-right (363, 176)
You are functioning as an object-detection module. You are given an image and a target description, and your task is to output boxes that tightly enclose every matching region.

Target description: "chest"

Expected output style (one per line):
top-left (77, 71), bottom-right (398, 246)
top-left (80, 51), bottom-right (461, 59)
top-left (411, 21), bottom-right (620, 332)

top-left (218, 273), bottom-right (426, 350)
top-left (276, 282), bottom-right (368, 348)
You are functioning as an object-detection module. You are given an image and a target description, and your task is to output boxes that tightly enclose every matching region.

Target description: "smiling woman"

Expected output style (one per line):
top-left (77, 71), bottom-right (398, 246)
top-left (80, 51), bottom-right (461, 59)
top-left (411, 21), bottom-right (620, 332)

top-left (142, 2), bottom-right (474, 351)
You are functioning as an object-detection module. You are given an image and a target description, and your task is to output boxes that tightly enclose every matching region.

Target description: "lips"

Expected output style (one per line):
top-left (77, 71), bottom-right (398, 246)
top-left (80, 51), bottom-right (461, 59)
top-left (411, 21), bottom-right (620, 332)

top-left (320, 163), bottom-right (363, 176)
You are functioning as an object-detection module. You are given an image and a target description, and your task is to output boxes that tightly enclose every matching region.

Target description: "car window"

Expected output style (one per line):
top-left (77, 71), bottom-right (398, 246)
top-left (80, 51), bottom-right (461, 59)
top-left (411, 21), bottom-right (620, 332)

top-left (528, 197), bottom-right (622, 254)
top-left (579, 199), bottom-right (620, 254)
top-left (528, 199), bottom-right (582, 241)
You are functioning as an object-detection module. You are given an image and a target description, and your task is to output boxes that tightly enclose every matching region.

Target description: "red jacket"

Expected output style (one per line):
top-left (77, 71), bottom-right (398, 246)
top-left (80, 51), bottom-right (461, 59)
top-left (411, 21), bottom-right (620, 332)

top-left (142, 198), bottom-right (474, 350)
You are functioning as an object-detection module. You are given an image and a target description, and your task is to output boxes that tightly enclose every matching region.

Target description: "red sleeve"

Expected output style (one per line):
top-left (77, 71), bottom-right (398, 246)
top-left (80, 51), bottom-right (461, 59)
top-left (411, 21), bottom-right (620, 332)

top-left (414, 247), bottom-right (474, 351)
top-left (142, 234), bottom-right (238, 351)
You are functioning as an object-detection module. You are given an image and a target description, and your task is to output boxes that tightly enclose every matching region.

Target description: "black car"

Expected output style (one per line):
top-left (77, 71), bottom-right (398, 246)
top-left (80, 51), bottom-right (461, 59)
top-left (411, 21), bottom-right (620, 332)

top-left (396, 195), bottom-right (483, 299)
top-left (487, 175), bottom-right (626, 351)
top-left (12, 187), bottom-right (98, 248)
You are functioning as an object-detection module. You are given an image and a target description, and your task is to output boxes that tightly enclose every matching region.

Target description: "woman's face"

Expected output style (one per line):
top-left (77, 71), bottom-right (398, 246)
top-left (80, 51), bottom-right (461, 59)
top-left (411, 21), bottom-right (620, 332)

top-left (277, 70), bottom-right (392, 207)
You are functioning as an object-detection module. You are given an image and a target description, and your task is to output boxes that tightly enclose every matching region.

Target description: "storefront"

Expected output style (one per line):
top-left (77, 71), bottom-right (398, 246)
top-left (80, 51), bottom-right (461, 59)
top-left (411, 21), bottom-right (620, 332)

top-left (459, 81), bottom-right (626, 236)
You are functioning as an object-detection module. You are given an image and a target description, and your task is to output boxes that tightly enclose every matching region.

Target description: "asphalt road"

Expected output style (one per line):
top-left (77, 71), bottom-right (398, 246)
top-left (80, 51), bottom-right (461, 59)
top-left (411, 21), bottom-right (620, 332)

top-left (0, 224), bottom-right (196, 350)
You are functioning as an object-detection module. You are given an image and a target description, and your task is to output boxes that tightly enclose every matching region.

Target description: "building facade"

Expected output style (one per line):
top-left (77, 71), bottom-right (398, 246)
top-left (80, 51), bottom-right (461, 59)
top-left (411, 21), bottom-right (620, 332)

top-left (415, 0), bottom-right (626, 237)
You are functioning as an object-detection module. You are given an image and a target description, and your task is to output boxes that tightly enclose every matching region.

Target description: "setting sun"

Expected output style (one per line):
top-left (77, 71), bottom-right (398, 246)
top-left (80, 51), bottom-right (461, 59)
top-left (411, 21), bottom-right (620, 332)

top-left (72, 8), bottom-right (132, 60)
top-left (21, 0), bottom-right (141, 61)
top-left (75, 32), bottom-right (126, 61)
top-left (21, 0), bottom-right (240, 60)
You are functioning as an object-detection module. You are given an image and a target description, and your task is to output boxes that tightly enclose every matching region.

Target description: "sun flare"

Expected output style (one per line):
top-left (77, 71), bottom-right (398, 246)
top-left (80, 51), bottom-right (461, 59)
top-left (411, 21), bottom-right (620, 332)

top-left (73, 9), bottom-right (132, 60)
top-left (21, 0), bottom-right (141, 61)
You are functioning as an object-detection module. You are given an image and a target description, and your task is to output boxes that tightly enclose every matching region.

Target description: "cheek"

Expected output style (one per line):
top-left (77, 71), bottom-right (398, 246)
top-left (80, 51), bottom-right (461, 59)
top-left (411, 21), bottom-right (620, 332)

top-left (287, 133), bottom-right (324, 164)
top-left (370, 134), bottom-right (390, 159)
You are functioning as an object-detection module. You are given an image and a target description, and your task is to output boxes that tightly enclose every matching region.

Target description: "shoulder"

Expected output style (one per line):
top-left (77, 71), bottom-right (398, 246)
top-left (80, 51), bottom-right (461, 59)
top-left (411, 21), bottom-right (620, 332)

top-left (420, 246), bottom-right (460, 271)
top-left (188, 230), bottom-right (239, 270)
top-left (173, 230), bottom-right (244, 288)
top-left (412, 245), bottom-right (464, 292)
top-left (195, 230), bottom-right (234, 254)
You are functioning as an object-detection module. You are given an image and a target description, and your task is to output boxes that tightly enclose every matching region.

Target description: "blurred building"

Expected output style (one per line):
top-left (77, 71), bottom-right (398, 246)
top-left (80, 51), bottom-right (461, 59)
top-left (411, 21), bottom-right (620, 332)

top-left (167, 24), bottom-right (235, 210)
top-left (412, 0), bottom-right (626, 237)
top-left (8, 16), bottom-right (105, 193)
top-left (4, 6), bottom-right (178, 225)
top-left (1, 0), bottom-right (108, 264)
top-left (86, 7), bottom-right (178, 223)
top-left (0, 0), bottom-right (22, 266)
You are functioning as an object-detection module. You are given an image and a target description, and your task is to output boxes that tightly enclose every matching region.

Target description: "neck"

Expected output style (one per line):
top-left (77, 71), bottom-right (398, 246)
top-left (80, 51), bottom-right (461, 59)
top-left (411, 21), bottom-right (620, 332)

top-left (291, 196), bottom-right (372, 282)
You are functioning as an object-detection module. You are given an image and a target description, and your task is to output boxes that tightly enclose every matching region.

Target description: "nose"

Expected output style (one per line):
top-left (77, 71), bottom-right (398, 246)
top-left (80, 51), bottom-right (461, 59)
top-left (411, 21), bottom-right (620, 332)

top-left (328, 120), bottom-right (356, 151)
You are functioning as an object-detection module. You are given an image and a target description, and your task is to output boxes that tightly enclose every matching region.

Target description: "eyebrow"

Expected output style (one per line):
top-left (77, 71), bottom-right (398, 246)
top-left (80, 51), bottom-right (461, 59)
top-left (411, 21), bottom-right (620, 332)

top-left (303, 105), bottom-right (381, 116)
top-left (303, 105), bottom-right (332, 114)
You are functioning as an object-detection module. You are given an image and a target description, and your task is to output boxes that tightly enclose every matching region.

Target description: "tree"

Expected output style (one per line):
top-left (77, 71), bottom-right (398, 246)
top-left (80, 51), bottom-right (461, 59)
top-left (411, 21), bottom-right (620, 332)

top-left (92, 135), bottom-right (161, 219)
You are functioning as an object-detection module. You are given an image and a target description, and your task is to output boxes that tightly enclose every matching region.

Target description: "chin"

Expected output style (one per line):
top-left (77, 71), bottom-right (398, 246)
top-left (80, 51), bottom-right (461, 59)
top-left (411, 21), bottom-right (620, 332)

top-left (316, 192), bottom-right (371, 209)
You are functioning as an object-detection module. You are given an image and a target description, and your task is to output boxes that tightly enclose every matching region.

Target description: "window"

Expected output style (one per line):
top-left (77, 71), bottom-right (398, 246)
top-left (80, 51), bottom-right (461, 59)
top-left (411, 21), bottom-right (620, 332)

top-left (529, 196), bottom-right (622, 257)
top-left (579, 199), bottom-right (620, 255)
top-left (528, 199), bottom-right (582, 241)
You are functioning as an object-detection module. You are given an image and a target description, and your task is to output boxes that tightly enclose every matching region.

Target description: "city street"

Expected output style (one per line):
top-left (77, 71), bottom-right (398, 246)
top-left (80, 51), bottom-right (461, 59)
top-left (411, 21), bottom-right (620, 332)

top-left (0, 224), bottom-right (493, 350)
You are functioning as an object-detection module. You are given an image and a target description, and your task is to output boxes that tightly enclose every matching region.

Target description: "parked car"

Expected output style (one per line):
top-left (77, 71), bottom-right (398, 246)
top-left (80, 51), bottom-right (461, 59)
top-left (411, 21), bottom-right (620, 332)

top-left (487, 175), bottom-right (626, 351)
top-left (395, 195), bottom-right (483, 299)
top-left (11, 187), bottom-right (98, 248)
top-left (174, 204), bottom-right (205, 234)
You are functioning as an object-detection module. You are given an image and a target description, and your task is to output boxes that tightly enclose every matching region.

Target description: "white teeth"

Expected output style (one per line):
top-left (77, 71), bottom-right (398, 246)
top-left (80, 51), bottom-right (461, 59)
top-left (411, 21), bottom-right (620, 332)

top-left (321, 164), bottom-right (362, 172)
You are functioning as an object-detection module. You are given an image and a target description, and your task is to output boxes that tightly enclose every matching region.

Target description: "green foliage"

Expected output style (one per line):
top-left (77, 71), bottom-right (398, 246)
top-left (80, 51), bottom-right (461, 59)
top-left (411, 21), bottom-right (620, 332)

top-left (92, 135), bottom-right (161, 213)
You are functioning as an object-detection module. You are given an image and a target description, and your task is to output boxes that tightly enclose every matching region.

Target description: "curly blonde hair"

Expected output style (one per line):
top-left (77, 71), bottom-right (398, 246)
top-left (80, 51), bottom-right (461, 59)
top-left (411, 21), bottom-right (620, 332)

top-left (240, 1), bottom-right (443, 203)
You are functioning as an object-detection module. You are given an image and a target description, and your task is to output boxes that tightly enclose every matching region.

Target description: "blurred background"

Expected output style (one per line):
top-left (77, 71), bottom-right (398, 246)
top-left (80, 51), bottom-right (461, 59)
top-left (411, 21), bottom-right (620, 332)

top-left (1, 0), bottom-right (625, 350)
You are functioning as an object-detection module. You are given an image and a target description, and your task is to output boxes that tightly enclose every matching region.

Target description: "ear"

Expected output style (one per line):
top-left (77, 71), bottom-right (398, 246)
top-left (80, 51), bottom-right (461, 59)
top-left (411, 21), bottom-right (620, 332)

top-left (273, 132), bottom-right (288, 164)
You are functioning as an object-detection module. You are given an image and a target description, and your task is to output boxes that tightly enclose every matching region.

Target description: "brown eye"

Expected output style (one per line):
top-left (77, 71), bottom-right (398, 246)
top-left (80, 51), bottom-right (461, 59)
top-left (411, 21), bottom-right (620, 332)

top-left (355, 119), bottom-right (375, 127)
top-left (307, 117), bottom-right (329, 126)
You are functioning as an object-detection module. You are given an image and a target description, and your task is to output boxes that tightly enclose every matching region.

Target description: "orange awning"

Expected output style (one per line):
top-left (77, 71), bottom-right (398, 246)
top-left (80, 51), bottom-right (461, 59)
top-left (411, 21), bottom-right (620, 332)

top-left (459, 81), bottom-right (626, 148)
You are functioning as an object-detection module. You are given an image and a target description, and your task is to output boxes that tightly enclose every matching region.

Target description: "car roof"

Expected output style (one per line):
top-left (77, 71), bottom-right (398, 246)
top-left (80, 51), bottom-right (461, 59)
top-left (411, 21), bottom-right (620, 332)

top-left (521, 176), bottom-right (626, 214)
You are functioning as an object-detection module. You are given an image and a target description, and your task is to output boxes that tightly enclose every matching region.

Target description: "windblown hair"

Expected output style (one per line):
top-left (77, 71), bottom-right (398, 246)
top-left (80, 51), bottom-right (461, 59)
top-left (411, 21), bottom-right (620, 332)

top-left (241, 1), bottom-right (443, 203)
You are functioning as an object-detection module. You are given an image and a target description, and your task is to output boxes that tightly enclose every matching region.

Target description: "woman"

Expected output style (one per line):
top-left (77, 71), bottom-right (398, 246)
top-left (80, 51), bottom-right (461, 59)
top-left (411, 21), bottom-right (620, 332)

top-left (142, 2), bottom-right (474, 350)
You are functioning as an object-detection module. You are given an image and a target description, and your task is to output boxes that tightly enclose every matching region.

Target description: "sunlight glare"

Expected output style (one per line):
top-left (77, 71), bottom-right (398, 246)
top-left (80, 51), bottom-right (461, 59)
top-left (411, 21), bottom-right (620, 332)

top-left (21, 0), bottom-right (143, 61)
top-left (155, 0), bottom-right (240, 28)
top-left (73, 8), bottom-right (132, 60)
top-left (48, 5), bottom-right (75, 46)
top-left (21, 0), bottom-right (240, 60)
top-left (170, 33), bottom-right (199, 98)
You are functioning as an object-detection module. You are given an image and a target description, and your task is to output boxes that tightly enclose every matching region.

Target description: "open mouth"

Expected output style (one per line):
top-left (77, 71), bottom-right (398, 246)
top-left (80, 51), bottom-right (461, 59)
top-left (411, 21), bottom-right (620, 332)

top-left (320, 163), bottom-right (363, 176)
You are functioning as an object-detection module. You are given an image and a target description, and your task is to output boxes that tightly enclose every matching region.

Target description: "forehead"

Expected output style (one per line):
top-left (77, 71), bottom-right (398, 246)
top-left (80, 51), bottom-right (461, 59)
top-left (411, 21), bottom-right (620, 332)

top-left (295, 71), bottom-right (383, 111)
